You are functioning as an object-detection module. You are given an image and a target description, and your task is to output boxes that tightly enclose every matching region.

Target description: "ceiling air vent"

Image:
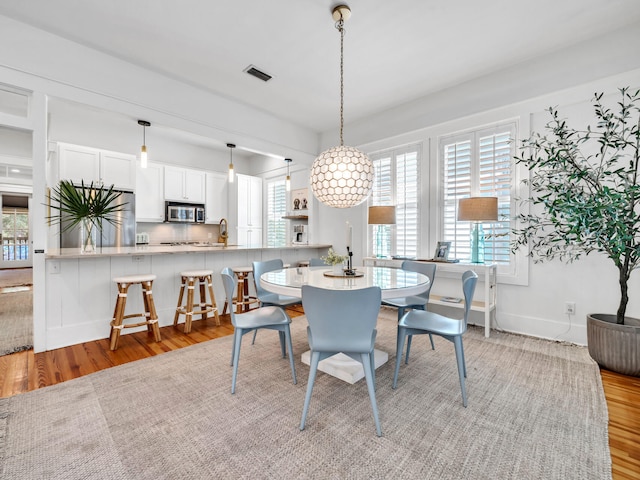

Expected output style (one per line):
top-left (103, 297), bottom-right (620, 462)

top-left (244, 65), bottom-right (272, 82)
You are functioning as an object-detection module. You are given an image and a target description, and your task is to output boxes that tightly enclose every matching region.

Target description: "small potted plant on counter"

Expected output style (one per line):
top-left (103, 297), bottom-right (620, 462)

top-left (48, 180), bottom-right (127, 253)
top-left (512, 87), bottom-right (640, 376)
top-left (321, 248), bottom-right (348, 275)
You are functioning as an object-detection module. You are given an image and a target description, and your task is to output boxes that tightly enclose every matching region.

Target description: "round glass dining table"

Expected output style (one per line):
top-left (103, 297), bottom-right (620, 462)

top-left (259, 265), bottom-right (431, 384)
top-left (260, 265), bottom-right (430, 300)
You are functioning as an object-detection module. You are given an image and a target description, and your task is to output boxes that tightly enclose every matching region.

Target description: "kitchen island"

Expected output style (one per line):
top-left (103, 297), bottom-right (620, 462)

top-left (43, 244), bottom-right (330, 352)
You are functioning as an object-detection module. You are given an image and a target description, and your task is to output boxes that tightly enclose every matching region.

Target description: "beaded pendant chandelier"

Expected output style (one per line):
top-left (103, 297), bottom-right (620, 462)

top-left (309, 4), bottom-right (374, 209)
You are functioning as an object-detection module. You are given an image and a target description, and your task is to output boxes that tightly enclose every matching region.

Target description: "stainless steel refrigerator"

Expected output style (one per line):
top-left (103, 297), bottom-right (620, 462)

top-left (60, 190), bottom-right (136, 248)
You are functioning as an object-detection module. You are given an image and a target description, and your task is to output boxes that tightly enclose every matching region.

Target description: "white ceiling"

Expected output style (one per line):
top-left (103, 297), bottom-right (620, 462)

top-left (1, 0), bottom-right (640, 133)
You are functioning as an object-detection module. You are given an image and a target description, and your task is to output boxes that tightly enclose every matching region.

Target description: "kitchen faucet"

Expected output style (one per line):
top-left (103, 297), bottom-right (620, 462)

top-left (218, 218), bottom-right (228, 247)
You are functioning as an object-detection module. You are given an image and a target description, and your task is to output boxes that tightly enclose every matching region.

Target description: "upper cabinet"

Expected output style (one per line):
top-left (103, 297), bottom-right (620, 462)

top-left (237, 174), bottom-right (262, 228)
top-left (58, 143), bottom-right (136, 191)
top-left (164, 165), bottom-right (205, 204)
top-left (205, 171), bottom-right (228, 224)
top-left (136, 161), bottom-right (165, 222)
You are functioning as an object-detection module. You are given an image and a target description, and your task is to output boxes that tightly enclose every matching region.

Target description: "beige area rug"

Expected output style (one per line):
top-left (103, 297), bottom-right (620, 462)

top-left (0, 289), bottom-right (33, 356)
top-left (0, 268), bottom-right (32, 289)
top-left (0, 308), bottom-right (610, 479)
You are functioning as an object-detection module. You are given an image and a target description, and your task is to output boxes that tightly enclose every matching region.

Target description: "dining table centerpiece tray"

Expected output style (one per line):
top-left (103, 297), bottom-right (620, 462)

top-left (323, 270), bottom-right (365, 278)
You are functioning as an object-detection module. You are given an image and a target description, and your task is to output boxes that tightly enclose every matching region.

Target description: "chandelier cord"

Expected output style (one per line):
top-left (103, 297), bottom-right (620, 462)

top-left (336, 17), bottom-right (345, 146)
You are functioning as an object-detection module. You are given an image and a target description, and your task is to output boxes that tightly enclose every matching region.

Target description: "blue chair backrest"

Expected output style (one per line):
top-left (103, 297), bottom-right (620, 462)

top-left (301, 285), bottom-right (382, 353)
top-left (309, 258), bottom-right (326, 267)
top-left (461, 270), bottom-right (478, 323)
top-left (221, 267), bottom-right (239, 326)
top-left (401, 260), bottom-right (437, 301)
top-left (253, 259), bottom-right (284, 298)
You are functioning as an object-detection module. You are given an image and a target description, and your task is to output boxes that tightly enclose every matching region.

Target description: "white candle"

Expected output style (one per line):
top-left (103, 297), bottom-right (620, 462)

top-left (346, 222), bottom-right (352, 250)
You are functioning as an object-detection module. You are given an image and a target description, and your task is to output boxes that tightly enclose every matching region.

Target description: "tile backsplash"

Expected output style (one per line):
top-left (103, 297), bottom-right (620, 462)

top-left (136, 222), bottom-right (220, 245)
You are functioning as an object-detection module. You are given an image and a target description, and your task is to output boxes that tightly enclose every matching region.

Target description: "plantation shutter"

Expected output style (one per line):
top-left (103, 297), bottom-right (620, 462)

top-left (442, 138), bottom-right (472, 260)
top-left (441, 123), bottom-right (515, 264)
top-left (266, 180), bottom-right (286, 247)
top-left (369, 144), bottom-right (420, 258)
top-left (396, 148), bottom-right (419, 257)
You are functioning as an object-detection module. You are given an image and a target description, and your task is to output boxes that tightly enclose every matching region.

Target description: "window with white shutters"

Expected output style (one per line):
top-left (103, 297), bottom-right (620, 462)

top-left (440, 123), bottom-right (515, 265)
top-left (266, 180), bottom-right (286, 247)
top-left (369, 145), bottom-right (420, 258)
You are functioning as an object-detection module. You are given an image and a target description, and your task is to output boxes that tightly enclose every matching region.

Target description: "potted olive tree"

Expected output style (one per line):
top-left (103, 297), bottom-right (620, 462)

top-left (48, 180), bottom-right (127, 253)
top-left (512, 87), bottom-right (640, 376)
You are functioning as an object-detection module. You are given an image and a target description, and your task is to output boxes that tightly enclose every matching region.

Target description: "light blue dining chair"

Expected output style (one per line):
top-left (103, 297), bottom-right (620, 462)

top-left (392, 270), bottom-right (478, 407)
top-left (308, 257), bottom-right (326, 267)
top-left (251, 259), bottom-right (302, 344)
top-left (253, 259), bottom-right (302, 308)
top-left (221, 267), bottom-right (297, 394)
top-left (299, 285), bottom-right (383, 437)
top-left (382, 260), bottom-right (437, 349)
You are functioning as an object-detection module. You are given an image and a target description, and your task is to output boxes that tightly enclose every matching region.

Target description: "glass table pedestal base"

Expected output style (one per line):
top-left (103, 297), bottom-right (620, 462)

top-left (300, 349), bottom-right (389, 384)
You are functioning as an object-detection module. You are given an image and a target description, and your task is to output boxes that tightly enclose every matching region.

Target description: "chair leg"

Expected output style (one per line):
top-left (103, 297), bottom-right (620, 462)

top-left (278, 331), bottom-right (286, 358)
top-left (397, 307), bottom-right (405, 322)
top-left (300, 351), bottom-right (320, 431)
top-left (393, 327), bottom-right (407, 389)
top-left (251, 330), bottom-right (258, 345)
top-left (405, 335), bottom-right (413, 364)
top-left (370, 349), bottom-right (376, 390)
top-left (284, 326), bottom-right (297, 385)
top-left (429, 334), bottom-right (435, 350)
top-left (453, 336), bottom-right (468, 407)
top-left (231, 328), bottom-right (244, 394)
top-left (361, 352), bottom-right (382, 437)
top-left (460, 339), bottom-right (467, 378)
top-left (230, 330), bottom-right (238, 366)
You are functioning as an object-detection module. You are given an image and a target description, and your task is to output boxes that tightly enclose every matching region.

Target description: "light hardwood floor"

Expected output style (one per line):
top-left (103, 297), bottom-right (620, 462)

top-left (0, 307), bottom-right (638, 479)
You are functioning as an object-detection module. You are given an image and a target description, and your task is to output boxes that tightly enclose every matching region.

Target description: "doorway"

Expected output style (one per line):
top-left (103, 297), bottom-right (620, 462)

top-left (1, 193), bottom-right (32, 269)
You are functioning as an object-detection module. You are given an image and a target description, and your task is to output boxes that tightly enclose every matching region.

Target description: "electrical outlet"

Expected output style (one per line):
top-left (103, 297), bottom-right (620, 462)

top-left (49, 260), bottom-right (60, 274)
top-left (564, 302), bottom-right (576, 315)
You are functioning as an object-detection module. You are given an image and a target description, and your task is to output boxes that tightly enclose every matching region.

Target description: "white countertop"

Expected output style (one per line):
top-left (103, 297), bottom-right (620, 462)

top-left (45, 243), bottom-right (331, 259)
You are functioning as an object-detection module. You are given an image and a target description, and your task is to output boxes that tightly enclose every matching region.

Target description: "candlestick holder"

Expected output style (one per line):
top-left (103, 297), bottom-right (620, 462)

top-left (345, 247), bottom-right (356, 276)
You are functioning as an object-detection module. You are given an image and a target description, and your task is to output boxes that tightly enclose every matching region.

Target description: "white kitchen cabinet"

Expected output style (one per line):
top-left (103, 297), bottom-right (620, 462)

top-left (205, 171), bottom-right (228, 223)
top-left (237, 226), bottom-right (263, 247)
top-left (164, 165), bottom-right (206, 203)
top-left (135, 161), bottom-right (165, 222)
top-left (58, 143), bottom-right (136, 191)
top-left (237, 174), bottom-right (262, 229)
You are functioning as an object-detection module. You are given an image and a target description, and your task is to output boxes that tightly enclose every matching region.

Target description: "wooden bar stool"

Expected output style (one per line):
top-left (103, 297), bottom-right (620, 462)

top-left (109, 274), bottom-right (162, 351)
top-left (222, 266), bottom-right (259, 314)
top-left (174, 269), bottom-right (220, 333)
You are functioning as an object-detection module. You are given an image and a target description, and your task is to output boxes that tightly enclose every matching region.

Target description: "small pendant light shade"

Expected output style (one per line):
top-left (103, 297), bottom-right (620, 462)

top-left (227, 143), bottom-right (235, 183)
top-left (138, 120), bottom-right (150, 169)
top-left (284, 158), bottom-right (292, 192)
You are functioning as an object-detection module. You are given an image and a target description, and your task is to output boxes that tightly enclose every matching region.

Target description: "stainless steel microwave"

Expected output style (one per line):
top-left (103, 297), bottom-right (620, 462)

top-left (165, 202), bottom-right (205, 224)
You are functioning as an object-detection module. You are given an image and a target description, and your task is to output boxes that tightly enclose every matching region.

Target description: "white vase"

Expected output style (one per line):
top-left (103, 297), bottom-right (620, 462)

top-left (80, 218), bottom-right (97, 254)
top-left (332, 264), bottom-right (344, 275)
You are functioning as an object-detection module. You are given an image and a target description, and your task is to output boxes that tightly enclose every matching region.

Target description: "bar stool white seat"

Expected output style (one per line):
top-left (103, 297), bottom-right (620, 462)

top-left (174, 269), bottom-right (220, 333)
top-left (110, 273), bottom-right (161, 351)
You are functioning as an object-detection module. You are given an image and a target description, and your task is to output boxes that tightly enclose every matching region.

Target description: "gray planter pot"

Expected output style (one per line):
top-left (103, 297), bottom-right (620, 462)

top-left (587, 313), bottom-right (640, 376)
